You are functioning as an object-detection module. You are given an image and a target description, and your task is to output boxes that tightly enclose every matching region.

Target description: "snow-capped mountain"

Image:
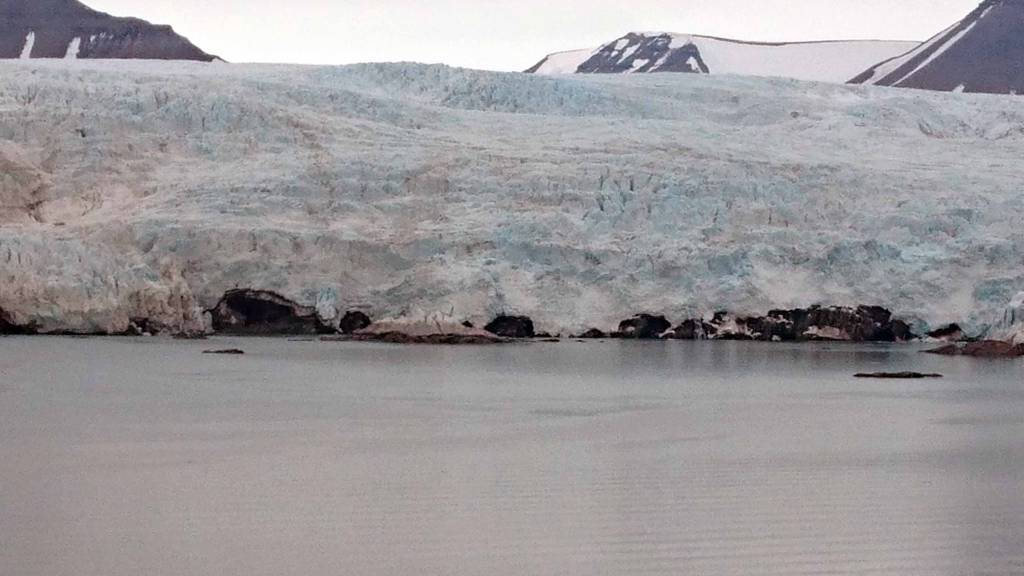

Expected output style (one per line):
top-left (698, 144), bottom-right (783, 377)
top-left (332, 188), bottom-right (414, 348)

top-left (851, 0), bottom-right (1024, 94)
top-left (527, 33), bottom-right (917, 83)
top-left (1, 59), bottom-right (1022, 336)
top-left (0, 0), bottom-right (216, 61)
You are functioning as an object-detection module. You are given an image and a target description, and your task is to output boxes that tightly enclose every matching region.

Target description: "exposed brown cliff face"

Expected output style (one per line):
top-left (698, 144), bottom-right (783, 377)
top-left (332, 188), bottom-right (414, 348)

top-left (0, 0), bottom-right (216, 61)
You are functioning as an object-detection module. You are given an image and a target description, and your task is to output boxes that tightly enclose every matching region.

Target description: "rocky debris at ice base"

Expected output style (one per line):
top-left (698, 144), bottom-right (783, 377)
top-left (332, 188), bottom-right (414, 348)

top-left (665, 306), bottom-right (916, 342)
top-left (354, 318), bottom-right (502, 344)
top-left (571, 306), bottom-right (917, 342)
top-left (616, 314), bottom-right (673, 339)
top-left (484, 316), bottom-right (536, 339)
top-left (925, 324), bottom-right (966, 342)
top-left (208, 289), bottom-right (334, 336)
top-left (339, 310), bottom-right (372, 335)
top-left (666, 320), bottom-right (709, 341)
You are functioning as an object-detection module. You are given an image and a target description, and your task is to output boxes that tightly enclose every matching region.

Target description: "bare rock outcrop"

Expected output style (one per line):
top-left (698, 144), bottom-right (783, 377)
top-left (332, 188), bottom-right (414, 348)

top-left (339, 311), bottom-right (372, 335)
top-left (615, 314), bottom-right (671, 339)
top-left (209, 289), bottom-right (333, 335)
top-left (484, 316), bottom-right (535, 339)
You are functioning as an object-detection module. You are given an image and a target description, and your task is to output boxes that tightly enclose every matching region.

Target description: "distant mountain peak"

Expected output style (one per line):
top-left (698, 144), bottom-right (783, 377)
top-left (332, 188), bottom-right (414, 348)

top-left (0, 0), bottom-right (217, 61)
top-left (851, 0), bottom-right (1024, 94)
top-left (527, 32), bottom-right (916, 84)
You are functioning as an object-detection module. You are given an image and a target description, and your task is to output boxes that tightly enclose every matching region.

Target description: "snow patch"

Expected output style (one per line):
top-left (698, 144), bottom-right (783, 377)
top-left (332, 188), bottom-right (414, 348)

top-left (854, 21), bottom-right (960, 85)
top-left (692, 37), bottom-right (916, 83)
top-left (530, 48), bottom-right (595, 74)
top-left (64, 37), bottom-right (81, 60)
top-left (889, 21), bottom-right (977, 87)
top-left (19, 31), bottom-right (35, 60)
top-left (629, 58), bottom-right (650, 72)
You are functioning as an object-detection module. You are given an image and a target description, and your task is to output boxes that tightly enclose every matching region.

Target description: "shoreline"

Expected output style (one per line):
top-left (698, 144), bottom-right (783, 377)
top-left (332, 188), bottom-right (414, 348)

top-left (5, 333), bottom-right (1020, 358)
top-left (4, 289), bottom-right (1020, 351)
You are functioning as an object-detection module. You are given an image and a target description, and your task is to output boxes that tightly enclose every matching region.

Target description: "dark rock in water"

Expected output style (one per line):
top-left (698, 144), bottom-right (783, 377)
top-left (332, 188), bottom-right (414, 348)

top-left (927, 324), bottom-right (965, 342)
top-left (577, 328), bottom-right (608, 339)
top-left (0, 0), bottom-right (217, 61)
top-left (356, 332), bottom-right (501, 345)
top-left (339, 311), bottom-right (372, 335)
top-left (203, 348), bottom-right (245, 355)
top-left (173, 331), bottom-right (208, 340)
top-left (485, 316), bottom-right (535, 339)
top-left (855, 372), bottom-right (943, 379)
top-left (925, 341), bottom-right (1024, 358)
top-left (534, 332), bottom-right (554, 339)
top-left (616, 314), bottom-right (672, 339)
top-left (208, 289), bottom-right (333, 335)
top-left (665, 319), bottom-right (711, 340)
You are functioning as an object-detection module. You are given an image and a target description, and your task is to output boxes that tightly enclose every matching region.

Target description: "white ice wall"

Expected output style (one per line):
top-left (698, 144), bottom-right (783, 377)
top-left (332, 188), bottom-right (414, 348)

top-left (0, 60), bottom-right (1022, 335)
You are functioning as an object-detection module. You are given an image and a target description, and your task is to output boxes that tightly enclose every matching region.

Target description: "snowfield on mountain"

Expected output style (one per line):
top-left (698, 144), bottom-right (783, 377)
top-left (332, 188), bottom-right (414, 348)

top-left (0, 59), bottom-right (1022, 335)
top-left (527, 33), bottom-right (916, 83)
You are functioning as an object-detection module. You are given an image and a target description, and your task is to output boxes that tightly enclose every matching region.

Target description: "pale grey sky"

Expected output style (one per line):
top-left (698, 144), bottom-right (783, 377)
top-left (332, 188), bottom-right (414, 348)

top-left (87, 0), bottom-right (979, 71)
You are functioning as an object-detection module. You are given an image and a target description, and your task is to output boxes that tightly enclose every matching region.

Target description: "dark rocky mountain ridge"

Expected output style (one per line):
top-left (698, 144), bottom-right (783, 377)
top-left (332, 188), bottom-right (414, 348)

top-left (851, 0), bottom-right (1024, 94)
top-left (0, 0), bottom-right (216, 61)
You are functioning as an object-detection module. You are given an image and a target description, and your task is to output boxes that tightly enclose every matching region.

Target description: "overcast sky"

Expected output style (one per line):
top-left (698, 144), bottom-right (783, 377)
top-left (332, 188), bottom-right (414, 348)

top-left (86, 0), bottom-right (979, 71)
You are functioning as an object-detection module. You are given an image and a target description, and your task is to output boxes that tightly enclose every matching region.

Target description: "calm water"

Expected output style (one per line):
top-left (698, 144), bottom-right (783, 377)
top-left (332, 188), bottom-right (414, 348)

top-left (1, 337), bottom-right (1022, 576)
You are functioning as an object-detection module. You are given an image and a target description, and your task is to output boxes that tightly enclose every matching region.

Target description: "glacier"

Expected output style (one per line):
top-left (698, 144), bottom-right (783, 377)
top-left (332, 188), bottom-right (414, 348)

top-left (1, 59), bottom-right (1023, 336)
top-left (992, 292), bottom-right (1024, 343)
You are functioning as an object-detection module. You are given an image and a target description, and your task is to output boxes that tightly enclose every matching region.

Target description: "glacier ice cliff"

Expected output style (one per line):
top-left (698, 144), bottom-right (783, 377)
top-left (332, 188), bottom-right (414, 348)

top-left (991, 292), bottom-right (1024, 344)
top-left (0, 60), bottom-right (1023, 335)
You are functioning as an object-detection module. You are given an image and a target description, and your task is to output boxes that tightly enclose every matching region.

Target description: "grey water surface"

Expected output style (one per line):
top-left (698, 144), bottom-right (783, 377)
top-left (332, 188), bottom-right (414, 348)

top-left (1, 337), bottom-right (1022, 575)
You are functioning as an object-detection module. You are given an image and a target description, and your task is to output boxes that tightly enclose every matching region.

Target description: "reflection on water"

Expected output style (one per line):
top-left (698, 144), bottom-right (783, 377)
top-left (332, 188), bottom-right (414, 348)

top-left (1, 337), bottom-right (1022, 575)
